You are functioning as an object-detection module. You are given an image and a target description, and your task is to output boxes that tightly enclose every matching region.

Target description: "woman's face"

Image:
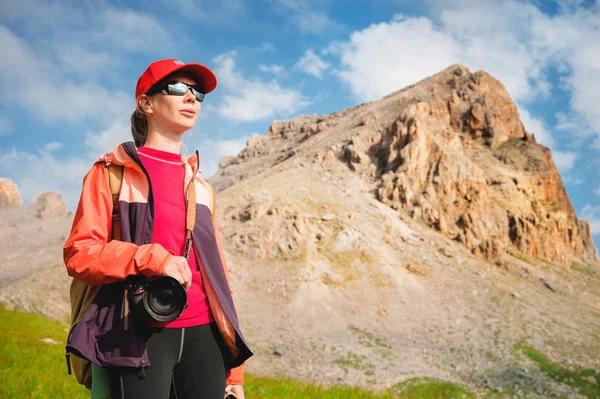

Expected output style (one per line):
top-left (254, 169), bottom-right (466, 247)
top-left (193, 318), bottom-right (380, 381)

top-left (145, 72), bottom-right (202, 134)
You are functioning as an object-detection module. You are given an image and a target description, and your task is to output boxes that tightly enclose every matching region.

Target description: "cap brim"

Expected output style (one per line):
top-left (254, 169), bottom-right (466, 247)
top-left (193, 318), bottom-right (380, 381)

top-left (162, 63), bottom-right (218, 94)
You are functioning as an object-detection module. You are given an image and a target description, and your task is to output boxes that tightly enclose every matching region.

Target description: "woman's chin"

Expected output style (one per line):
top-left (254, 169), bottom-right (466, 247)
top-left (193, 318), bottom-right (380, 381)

top-left (172, 123), bottom-right (195, 135)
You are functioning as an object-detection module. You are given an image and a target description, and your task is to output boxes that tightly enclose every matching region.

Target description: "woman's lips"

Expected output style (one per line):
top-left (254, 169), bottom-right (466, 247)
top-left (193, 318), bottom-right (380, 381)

top-left (180, 109), bottom-right (196, 117)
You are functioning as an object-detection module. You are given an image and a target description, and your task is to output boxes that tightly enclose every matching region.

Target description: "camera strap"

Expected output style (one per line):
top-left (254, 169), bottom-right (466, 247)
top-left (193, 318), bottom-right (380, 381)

top-left (184, 180), bottom-right (197, 263)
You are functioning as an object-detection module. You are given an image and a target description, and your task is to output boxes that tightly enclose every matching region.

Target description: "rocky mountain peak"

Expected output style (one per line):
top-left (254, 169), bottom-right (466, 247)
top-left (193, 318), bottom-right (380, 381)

top-left (210, 65), bottom-right (598, 267)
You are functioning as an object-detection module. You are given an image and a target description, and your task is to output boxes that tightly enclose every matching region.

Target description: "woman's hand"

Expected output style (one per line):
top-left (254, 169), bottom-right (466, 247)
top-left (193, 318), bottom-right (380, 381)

top-left (161, 255), bottom-right (192, 290)
top-left (224, 384), bottom-right (245, 399)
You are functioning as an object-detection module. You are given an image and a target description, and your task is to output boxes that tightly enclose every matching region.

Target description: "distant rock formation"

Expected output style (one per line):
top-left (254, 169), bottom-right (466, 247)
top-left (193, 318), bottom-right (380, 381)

top-left (30, 192), bottom-right (67, 219)
top-left (210, 64), bottom-right (598, 267)
top-left (0, 178), bottom-right (23, 207)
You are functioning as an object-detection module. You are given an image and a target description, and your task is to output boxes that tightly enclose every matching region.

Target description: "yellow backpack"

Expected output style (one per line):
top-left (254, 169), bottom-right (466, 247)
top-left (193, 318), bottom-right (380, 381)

top-left (67, 164), bottom-right (124, 389)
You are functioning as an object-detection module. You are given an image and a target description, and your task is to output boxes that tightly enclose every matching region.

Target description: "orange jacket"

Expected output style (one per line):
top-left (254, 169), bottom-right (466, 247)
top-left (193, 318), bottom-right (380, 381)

top-left (64, 142), bottom-right (251, 384)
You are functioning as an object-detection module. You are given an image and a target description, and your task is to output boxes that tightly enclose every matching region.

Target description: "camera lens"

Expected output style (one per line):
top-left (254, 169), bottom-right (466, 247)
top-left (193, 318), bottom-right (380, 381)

top-left (154, 289), bottom-right (174, 307)
top-left (143, 276), bottom-right (187, 323)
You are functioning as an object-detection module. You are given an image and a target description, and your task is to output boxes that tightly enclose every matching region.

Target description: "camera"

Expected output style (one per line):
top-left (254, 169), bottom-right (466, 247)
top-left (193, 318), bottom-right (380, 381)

top-left (127, 276), bottom-right (188, 324)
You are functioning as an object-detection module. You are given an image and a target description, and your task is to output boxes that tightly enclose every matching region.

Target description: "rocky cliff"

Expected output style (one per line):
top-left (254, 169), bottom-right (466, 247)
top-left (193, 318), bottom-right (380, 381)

top-left (210, 64), bottom-right (598, 267)
top-left (0, 178), bottom-right (22, 207)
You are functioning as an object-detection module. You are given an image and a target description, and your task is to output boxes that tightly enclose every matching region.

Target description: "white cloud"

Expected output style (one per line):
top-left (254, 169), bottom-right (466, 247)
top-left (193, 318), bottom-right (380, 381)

top-left (0, 0), bottom-right (86, 30)
top-left (55, 43), bottom-right (113, 77)
top-left (157, 0), bottom-right (205, 18)
top-left (295, 11), bottom-right (336, 34)
top-left (595, 186), bottom-right (600, 196)
top-left (295, 49), bottom-right (330, 79)
top-left (213, 51), bottom-right (244, 87)
top-left (259, 42), bottom-right (276, 52)
top-left (0, 148), bottom-right (92, 210)
top-left (259, 64), bottom-right (285, 74)
top-left (329, 17), bottom-right (460, 101)
top-left (198, 136), bottom-right (250, 177)
top-left (330, 4), bottom-right (554, 103)
top-left (519, 107), bottom-right (554, 148)
top-left (562, 175), bottom-right (584, 186)
top-left (581, 204), bottom-right (600, 235)
top-left (0, 25), bottom-right (132, 124)
top-left (275, 0), bottom-right (339, 34)
top-left (95, 8), bottom-right (174, 53)
top-left (85, 118), bottom-right (131, 155)
top-left (392, 13), bottom-right (406, 21)
top-left (44, 142), bottom-right (64, 152)
top-left (555, 112), bottom-right (585, 132)
top-left (519, 108), bottom-right (580, 176)
top-left (552, 151), bottom-right (578, 173)
top-left (565, 39), bottom-right (600, 138)
top-left (213, 52), bottom-right (309, 122)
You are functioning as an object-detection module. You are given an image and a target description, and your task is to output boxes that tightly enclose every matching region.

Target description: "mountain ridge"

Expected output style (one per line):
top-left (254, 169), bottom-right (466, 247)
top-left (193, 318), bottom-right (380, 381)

top-left (209, 63), bottom-right (598, 267)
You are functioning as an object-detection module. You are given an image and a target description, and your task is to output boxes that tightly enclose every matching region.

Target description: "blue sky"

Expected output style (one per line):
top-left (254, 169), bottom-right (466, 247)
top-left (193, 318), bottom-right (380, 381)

top-left (1, 0), bottom-right (599, 250)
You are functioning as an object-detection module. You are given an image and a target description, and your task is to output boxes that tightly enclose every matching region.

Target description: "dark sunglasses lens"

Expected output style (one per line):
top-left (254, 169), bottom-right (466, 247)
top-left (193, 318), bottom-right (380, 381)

top-left (192, 90), bottom-right (205, 102)
top-left (166, 82), bottom-right (188, 95)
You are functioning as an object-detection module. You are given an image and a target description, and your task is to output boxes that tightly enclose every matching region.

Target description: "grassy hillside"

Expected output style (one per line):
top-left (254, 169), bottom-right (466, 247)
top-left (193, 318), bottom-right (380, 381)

top-left (2, 305), bottom-right (597, 398)
top-left (0, 305), bottom-right (477, 398)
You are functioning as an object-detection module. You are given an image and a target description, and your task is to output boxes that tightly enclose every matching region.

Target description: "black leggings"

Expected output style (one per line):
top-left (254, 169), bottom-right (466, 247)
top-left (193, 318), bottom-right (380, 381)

top-left (109, 323), bottom-right (229, 399)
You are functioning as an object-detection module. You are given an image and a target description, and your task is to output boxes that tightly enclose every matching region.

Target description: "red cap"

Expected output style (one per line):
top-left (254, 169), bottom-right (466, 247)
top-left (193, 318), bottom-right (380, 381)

top-left (135, 58), bottom-right (218, 99)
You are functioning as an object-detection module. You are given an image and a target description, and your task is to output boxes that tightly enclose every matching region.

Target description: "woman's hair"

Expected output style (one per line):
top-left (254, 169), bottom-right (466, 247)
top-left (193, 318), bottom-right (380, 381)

top-left (131, 102), bottom-right (149, 147)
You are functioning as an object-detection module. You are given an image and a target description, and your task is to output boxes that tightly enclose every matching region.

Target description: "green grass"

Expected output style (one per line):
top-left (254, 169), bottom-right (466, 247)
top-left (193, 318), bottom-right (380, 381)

top-left (245, 374), bottom-right (393, 398)
top-left (515, 342), bottom-right (600, 398)
top-left (0, 304), bottom-right (487, 398)
top-left (0, 305), bottom-right (89, 399)
top-left (509, 249), bottom-right (537, 266)
top-left (572, 261), bottom-right (599, 278)
top-left (247, 376), bottom-right (476, 399)
top-left (389, 378), bottom-right (474, 398)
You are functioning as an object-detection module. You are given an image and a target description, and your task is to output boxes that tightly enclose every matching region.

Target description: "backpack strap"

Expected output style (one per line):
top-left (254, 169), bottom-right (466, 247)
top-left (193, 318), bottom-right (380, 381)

top-left (184, 181), bottom-right (196, 261)
top-left (106, 164), bottom-right (128, 331)
top-left (106, 164), bottom-right (124, 241)
top-left (198, 178), bottom-right (216, 220)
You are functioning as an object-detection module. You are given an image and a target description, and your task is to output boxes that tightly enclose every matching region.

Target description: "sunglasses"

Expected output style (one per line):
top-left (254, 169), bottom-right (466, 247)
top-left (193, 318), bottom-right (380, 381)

top-left (147, 81), bottom-right (205, 102)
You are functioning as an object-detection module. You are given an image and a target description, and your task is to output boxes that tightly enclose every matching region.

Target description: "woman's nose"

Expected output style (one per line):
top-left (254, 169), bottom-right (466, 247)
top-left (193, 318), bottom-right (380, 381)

top-left (183, 89), bottom-right (196, 103)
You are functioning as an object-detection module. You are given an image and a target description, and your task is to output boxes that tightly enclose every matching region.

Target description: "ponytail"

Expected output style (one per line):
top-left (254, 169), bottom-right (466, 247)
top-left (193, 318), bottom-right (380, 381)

top-left (130, 104), bottom-right (148, 147)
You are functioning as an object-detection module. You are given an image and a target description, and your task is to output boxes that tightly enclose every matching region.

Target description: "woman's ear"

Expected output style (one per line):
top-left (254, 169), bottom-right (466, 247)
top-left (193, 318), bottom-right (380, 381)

top-left (138, 95), bottom-right (154, 115)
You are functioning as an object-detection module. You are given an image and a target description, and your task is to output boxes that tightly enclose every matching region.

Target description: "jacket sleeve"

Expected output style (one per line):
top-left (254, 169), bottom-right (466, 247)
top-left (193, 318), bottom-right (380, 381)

top-left (211, 195), bottom-right (246, 386)
top-left (64, 162), bottom-right (173, 285)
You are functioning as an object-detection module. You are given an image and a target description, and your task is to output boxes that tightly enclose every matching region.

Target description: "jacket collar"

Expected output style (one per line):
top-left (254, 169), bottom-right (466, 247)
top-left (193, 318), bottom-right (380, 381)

top-left (98, 141), bottom-right (202, 175)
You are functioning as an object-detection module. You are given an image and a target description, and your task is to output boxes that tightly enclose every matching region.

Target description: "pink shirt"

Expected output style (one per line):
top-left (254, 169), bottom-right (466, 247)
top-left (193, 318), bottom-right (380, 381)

top-left (138, 146), bottom-right (213, 327)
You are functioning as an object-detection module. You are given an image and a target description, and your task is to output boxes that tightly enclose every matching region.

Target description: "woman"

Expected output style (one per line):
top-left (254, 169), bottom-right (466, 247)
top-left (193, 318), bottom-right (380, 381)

top-left (64, 59), bottom-right (252, 399)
